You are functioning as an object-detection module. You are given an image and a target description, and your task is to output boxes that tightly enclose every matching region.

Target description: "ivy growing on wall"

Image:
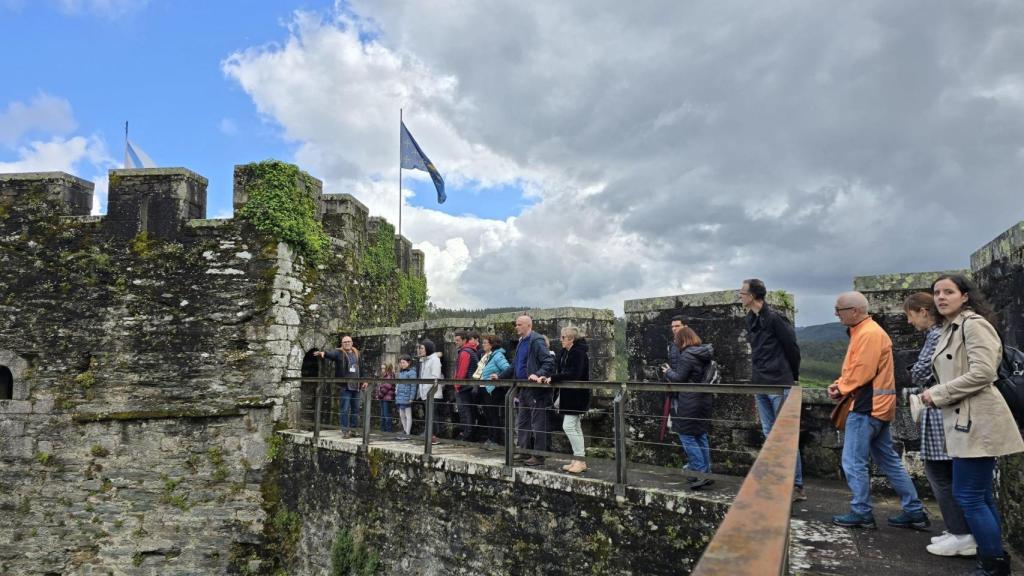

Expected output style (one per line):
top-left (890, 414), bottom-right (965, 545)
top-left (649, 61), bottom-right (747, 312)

top-left (360, 221), bottom-right (429, 321)
top-left (238, 160), bottom-right (329, 264)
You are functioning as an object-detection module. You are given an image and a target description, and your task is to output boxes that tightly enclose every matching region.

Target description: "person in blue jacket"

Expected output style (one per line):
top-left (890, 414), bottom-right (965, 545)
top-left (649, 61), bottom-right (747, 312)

top-left (395, 355), bottom-right (418, 440)
top-left (478, 334), bottom-right (511, 450)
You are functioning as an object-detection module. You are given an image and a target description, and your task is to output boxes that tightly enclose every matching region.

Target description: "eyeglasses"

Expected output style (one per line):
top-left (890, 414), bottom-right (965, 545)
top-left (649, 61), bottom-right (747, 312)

top-left (834, 307), bottom-right (856, 313)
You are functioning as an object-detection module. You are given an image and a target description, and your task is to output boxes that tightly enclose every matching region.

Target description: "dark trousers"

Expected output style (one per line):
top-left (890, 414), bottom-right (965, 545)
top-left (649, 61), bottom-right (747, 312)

top-left (517, 388), bottom-right (553, 453)
top-left (482, 387), bottom-right (508, 443)
top-left (924, 459), bottom-right (969, 535)
top-left (953, 457), bottom-right (1003, 557)
top-left (456, 387), bottom-right (480, 440)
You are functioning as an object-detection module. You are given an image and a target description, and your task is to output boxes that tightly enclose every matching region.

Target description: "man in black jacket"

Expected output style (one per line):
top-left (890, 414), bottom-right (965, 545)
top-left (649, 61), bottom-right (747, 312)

top-left (740, 278), bottom-right (805, 501)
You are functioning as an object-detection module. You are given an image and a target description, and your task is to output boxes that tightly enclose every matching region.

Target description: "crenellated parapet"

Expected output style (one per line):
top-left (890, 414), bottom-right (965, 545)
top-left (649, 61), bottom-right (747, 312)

top-left (0, 163), bottom-right (425, 281)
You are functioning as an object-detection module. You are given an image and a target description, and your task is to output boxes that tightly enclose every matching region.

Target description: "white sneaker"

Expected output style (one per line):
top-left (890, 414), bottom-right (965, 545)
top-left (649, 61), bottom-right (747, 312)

top-left (926, 534), bottom-right (977, 557)
top-left (930, 531), bottom-right (952, 545)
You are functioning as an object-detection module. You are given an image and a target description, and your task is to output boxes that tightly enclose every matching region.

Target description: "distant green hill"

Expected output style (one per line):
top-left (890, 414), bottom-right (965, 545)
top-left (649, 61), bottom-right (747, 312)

top-left (796, 322), bottom-right (847, 387)
top-left (796, 322), bottom-right (848, 343)
top-left (425, 305), bottom-right (531, 319)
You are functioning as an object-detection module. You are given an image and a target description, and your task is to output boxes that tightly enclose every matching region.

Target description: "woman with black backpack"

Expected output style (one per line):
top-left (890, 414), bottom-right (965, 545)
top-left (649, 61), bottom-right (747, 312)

top-left (922, 274), bottom-right (1024, 576)
top-left (662, 325), bottom-right (715, 490)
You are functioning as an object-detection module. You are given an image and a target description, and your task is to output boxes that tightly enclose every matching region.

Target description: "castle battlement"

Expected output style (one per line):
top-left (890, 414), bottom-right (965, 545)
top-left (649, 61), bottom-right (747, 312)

top-left (0, 163), bottom-right (424, 277)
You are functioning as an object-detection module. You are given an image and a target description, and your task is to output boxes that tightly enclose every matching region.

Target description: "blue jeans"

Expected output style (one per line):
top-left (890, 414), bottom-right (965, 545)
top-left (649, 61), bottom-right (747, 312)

top-left (841, 412), bottom-right (923, 515)
top-left (755, 391), bottom-right (804, 487)
top-left (679, 433), bottom-right (711, 473)
top-left (380, 400), bottom-right (393, 432)
top-left (339, 389), bottom-right (360, 429)
top-left (953, 457), bottom-right (1004, 557)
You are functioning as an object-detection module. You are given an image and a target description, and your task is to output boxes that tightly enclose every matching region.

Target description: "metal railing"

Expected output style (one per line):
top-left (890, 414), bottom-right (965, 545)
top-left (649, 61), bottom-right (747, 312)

top-left (292, 375), bottom-right (791, 494)
top-left (291, 374), bottom-right (802, 574)
top-left (692, 386), bottom-right (802, 576)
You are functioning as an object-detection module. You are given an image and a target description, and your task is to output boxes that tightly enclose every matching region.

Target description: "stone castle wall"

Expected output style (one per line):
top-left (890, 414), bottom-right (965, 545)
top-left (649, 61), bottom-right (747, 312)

top-left (0, 164), bottom-right (425, 575)
top-left (273, 432), bottom-right (728, 576)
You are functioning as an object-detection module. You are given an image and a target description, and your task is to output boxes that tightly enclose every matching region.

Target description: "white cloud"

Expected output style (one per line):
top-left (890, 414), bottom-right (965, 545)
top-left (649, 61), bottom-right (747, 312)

top-left (0, 94), bottom-right (116, 215)
top-left (0, 135), bottom-right (107, 174)
top-left (0, 93), bottom-right (77, 146)
top-left (224, 3), bottom-right (1024, 324)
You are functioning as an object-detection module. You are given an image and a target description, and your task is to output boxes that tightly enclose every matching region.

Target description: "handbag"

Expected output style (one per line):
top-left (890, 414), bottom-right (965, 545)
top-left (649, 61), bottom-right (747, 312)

top-left (830, 394), bottom-right (855, 430)
top-left (909, 393), bottom-right (924, 425)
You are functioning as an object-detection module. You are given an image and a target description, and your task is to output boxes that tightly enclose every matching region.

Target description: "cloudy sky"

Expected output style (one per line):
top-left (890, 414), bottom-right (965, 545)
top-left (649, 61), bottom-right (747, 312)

top-left (3, 1), bottom-right (1023, 325)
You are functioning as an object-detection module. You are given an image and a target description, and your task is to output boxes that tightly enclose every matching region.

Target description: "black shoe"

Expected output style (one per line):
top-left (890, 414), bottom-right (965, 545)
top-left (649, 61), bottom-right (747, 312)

top-left (887, 510), bottom-right (931, 531)
top-left (523, 456), bottom-right (545, 467)
top-left (972, 552), bottom-right (1011, 576)
top-left (688, 478), bottom-right (714, 491)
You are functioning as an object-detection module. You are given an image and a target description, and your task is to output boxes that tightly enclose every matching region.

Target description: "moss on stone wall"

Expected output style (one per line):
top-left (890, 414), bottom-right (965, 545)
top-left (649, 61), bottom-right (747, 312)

top-left (238, 160), bottom-right (329, 264)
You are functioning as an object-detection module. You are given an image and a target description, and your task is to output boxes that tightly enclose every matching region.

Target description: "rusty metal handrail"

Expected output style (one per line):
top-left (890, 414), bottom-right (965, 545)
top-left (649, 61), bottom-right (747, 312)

top-left (691, 386), bottom-right (802, 576)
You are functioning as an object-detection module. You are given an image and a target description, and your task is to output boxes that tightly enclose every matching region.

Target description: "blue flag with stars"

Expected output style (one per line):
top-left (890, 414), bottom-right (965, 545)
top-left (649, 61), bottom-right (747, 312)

top-left (400, 121), bottom-right (446, 204)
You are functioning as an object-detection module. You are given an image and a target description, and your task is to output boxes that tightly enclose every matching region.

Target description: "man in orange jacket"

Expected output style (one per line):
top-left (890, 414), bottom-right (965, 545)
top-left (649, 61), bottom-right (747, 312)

top-left (828, 291), bottom-right (929, 530)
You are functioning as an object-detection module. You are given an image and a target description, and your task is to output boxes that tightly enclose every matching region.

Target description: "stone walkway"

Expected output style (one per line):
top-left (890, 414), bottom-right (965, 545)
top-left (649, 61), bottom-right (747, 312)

top-left (306, 429), bottom-right (1022, 575)
top-left (790, 479), bottom-right (1024, 575)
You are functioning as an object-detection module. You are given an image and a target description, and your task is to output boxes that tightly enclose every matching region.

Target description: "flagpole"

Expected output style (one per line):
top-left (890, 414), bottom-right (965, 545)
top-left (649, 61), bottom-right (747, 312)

top-left (124, 121), bottom-right (129, 169)
top-left (398, 108), bottom-right (403, 238)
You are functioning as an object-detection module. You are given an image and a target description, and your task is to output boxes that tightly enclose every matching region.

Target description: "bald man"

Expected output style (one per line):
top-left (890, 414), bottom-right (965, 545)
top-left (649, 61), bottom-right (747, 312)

top-left (828, 291), bottom-right (929, 531)
top-left (496, 314), bottom-right (555, 466)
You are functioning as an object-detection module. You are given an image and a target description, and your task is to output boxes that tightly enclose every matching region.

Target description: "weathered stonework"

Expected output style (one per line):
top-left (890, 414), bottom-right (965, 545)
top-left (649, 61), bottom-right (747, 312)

top-left (0, 163), bottom-right (426, 575)
top-left (274, 431), bottom-right (728, 575)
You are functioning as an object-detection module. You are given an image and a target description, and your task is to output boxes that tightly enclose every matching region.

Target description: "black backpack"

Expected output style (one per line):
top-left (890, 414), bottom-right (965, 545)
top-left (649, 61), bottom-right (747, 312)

top-left (995, 345), bottom-right (1024, 428)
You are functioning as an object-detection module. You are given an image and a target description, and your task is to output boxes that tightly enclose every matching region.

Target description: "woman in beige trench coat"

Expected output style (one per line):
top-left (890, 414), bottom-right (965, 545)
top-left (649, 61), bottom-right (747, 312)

top-left (923, 274), bottom-right (1024, 576)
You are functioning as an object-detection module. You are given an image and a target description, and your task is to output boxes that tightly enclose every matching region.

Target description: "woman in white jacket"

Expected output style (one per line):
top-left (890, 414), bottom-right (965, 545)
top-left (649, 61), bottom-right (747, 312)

top-left (417, 339), bottom-right (443, 446)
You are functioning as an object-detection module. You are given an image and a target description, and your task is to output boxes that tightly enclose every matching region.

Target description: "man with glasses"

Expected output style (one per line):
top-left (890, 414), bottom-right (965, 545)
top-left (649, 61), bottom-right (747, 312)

top-left (314, 335), bottom-right (367, 438)
top-left (828, 291), bottom-right (929, 530)
top-left (738, 278), bottom-right (806, 501)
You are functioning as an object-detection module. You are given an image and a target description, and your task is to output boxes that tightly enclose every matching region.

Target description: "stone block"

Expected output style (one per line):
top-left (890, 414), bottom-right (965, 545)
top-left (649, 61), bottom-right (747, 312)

top-left (0, 171), bottom-right (94, 216)
top-left (106, 167), bottom-right (208, 239)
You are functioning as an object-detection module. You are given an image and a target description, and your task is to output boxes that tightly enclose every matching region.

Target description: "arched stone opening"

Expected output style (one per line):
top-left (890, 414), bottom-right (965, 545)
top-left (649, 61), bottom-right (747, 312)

top-left (0, 351), bottom-right (27, 401)
top-left (300, 349), bottom-right (332, 427)
top-left (0, 365), bottom-right (12, 400)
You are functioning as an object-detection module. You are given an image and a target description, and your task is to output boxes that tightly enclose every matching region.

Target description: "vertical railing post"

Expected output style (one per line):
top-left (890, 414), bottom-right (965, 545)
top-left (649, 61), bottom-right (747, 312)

top-left (361, 383), bottom-right (372, 452)
top-left (504, 383), bottom-right (519, 475)
top-left (313, 381), bottom-right (322, 443)
top-left (423, 380), bottom-right (438, 462)
top-left (613, 385), bottom-right (628, 495)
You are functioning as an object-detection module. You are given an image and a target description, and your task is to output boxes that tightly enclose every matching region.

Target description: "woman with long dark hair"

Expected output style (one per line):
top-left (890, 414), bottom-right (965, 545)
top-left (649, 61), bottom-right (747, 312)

top-left (922, 274), bottom-right (1023, 575)
top-left (903, 292), bottom-right (973, 557)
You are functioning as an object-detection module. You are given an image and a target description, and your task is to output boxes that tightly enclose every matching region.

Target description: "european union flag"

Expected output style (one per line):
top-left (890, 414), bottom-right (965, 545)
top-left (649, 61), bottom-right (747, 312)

top-left (400, 121), bottom-right (445, 204)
